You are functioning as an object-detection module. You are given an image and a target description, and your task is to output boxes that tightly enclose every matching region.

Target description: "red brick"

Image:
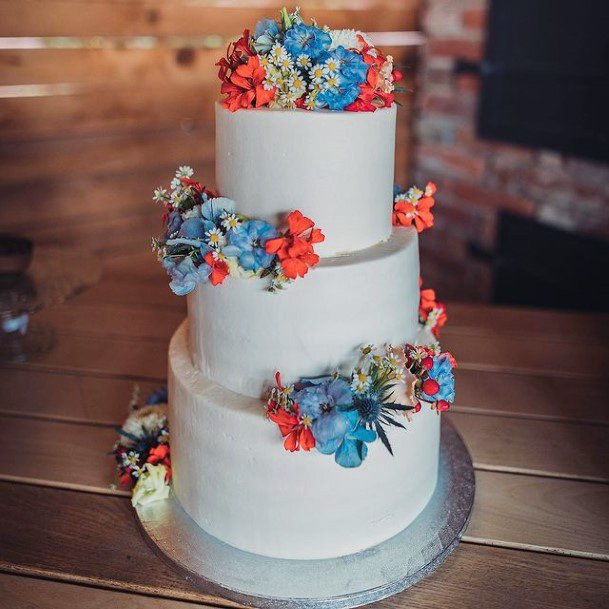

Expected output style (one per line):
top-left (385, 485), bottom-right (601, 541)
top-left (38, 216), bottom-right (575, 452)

top-left (427, 38), bottom-right (484, 62)
top-left (455, 73), bottom-right (481, 92)
top-left (422, 93), bottom-right (476, 119)
top-left (417, 143), bottom-right (486, 180)
top-left (462, 8), bottom-right (487, 31)
top-left (452, 181), bottom-right (535, 216)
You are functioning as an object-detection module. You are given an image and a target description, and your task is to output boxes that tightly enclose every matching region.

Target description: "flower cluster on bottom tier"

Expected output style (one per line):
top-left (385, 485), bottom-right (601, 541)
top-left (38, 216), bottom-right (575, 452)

top-left (266, 333), bottom-right (456, 468)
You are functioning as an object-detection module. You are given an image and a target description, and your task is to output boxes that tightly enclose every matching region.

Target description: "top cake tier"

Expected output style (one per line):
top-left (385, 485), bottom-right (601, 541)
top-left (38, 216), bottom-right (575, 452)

top-left (215, 103), bottom-right (396, 257)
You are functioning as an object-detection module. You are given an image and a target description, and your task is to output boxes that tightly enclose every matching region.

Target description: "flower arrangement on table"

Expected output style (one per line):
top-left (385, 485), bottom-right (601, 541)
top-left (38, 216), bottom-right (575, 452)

top-left (111, 386), bottom-right (171, 507)
top-left (266, 283), bottom-right (456, 468)
top-left (152, 166), bottom-right (324, 295)
top-left (217, 6), bottom-right (404, 112)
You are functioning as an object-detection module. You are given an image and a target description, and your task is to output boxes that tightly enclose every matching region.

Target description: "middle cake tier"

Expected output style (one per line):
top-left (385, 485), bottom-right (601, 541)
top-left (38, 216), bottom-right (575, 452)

top-left (188, 228), bottom-right (420, 398)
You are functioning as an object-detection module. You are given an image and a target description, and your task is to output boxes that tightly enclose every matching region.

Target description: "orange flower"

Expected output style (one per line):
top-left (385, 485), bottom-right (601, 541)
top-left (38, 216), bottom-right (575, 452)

top-left (220, 54), bottom-right (276, 112)
top-left (392, 182), bottom-right (436, 233)
top-left (203, 252), bottom-right (229, 286)
top-left (265, 210), bottom-right (325, 280)
top-left (146, 444), bottom-right (172, 481)
top-left (268, 405), bottom-right (316, 452)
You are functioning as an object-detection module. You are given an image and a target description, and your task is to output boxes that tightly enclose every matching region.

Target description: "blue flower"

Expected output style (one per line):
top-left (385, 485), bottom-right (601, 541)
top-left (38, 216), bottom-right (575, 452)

top-left (164, 211), bottom-right (182, 238)
top-left (222, 220), bottom-right (278, 272)
top-left (316, 81), bottom-right (361, 111)
top-left (334, 415), bottom-right (377, 468)
top-left (178, 217), bottom-right (214, 240)
top-left (253, 18), bottom-right (280, 54)
top-left (284, 24), bottom-right (331, 60)
top-left (146, 386), bottom-right (168, 405)
top-left (320, 46), bottom-right (368, 83)
top-left (292, 376), bottom-right (352, 420)
top-left (422, 355), bottom-right (456, 403)
top-left (202, 197), bottom-right (235, 223)
top-left (162, 256), bottom-right (211, 296)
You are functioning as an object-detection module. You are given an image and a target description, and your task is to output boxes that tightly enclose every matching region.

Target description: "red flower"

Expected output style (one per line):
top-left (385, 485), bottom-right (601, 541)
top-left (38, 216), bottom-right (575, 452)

top-left (203, 252), bottom-right (229, 286)
top-left (268, 404), bottom-right (316, 452)
top-left (147, 444), bottom-right (172, 481)
top-left (220, 54), bottom-right (276, 112)
top-left (179, 177), bottom-right (217, 199)
top-left (345, 37), bottom-right (400, 112)
top-left (265, 210), bottom-right (325, 280)
top-left (216, 30), bottom-right (254, 82)
top-left (419, 282), bottom-right (448, 338)
top-left (119, 471), bottom-right (133, 489)
top-left (392, 182), bottom-right (436, 233)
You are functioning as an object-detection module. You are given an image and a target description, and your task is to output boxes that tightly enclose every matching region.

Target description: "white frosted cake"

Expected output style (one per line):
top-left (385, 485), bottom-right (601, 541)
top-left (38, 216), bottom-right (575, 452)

top-left (118, 8), bottom-right (456, 563)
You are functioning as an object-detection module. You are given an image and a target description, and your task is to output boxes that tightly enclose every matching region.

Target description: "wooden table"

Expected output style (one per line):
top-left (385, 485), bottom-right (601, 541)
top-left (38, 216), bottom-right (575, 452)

top-left (1, 250), bottom-right (608, 609)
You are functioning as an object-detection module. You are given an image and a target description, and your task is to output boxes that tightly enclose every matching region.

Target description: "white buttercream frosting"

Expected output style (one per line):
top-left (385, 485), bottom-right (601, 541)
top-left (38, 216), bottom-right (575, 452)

top-left (169, 322), bottom-right (440, 559)
top-left (215, 103), bottom-right (396, 257)
top-left (188, 229), bottom-right (420, 398)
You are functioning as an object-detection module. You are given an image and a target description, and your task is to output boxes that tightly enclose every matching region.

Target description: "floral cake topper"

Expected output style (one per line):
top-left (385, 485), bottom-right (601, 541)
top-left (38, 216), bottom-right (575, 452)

top-left (152, 166), bottom-right (324, 295)
top-left (217, 6), bottom-right (403, 112)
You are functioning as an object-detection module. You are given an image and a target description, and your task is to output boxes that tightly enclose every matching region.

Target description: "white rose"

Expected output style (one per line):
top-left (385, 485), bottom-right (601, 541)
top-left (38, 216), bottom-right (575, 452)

top-left (131, 463), bottom-right (170, 507)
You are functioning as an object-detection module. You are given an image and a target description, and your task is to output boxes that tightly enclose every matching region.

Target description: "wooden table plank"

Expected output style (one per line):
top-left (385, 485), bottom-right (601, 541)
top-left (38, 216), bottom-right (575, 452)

top-left (451, 412), bottom-right (609, 482)
top-left (1, 482), bottom-right (607, 609)
top-left (0, 369), bottom-right (160, 425)
top-left (1, 416), bottom-right (607, 557)
top-left (465, 471), bottom-right (609, 560)
top-left (455, 369), bottom-right (609, 423)
top-left (447, 303), bottom-right (609, 341)
top-left (0, 573), bottom-right (212, 609)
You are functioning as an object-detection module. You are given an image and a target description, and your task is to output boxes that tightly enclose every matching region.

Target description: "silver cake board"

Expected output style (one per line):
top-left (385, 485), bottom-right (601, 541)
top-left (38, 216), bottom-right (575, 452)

top-left (135, 416), bottom-right (475, 609)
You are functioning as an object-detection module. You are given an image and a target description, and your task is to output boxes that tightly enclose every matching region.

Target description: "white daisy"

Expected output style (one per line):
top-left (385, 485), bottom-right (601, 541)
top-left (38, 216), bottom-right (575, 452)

top-left (220, 212), bottom-right (241, 231)
top-left (122, 450), bottom-right (140, 467)
top-left (205, 227), bottom-right (226, 249)
top-left (269, 42), bottom-right (289, 66)
top-left (351, 368), bottom-right (372, 394)
top-left (295, 54), bottom-right (312, 70)
top-left (309, 63), bottom-right (329, 84)
top-left (175, 165), bottom-right (194, 178)
top-left (324, 56), bottom-right (341, 74)
top-left (324, 74), bottom-right (341, 90)
top-left (304, 93), bottom-right (318, 110)
top-left (170, 177), bottom-right (182, 191)
top-left (211, 249), bottom-right (227, 262)
top-left (152, 187), bottom-right (168, 203)
top-left (288, 72), bottom-right (306, 95)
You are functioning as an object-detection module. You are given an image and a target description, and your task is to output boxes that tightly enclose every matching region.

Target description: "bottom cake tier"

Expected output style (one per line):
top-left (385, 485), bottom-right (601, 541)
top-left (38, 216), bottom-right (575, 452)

top-left (169, 321), bottom-right (441, 560)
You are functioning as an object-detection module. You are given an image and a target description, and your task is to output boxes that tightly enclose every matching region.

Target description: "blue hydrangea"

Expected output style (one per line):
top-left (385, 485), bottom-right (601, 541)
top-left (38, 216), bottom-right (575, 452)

top-left (202, 197), bottom-right (235, 223)
top-left (162, 256), bottom-right (211, 296)
top-left (253, 18), bottom-right (280, 54)
top-left (284, 23), bottom-right (331, 60)
top-left (292, 376), bottom-right (352, 419)
top-left (422, 355), bottom-right (456, 403)
top-left (320, 46), bottom-right (368, 83)
top-left (222, 220), bottom-right (278, 272)
top-left (316, 81), bottom-right (361, 111)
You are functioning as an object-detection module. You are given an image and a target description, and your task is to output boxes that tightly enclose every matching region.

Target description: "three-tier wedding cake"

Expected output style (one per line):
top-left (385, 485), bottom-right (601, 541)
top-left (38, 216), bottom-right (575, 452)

top-left (114, 7), bottom-right (457, 563)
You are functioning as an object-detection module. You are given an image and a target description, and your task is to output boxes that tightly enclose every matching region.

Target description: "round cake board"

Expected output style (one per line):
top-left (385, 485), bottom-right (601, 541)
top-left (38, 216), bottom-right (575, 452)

top-left (135, 416), bottom-right (475, 609)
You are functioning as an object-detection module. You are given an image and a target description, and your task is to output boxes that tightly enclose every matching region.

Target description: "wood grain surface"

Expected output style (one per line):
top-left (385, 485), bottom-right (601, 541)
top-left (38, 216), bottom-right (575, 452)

top-left (1, 483), bottom-right (608, 609)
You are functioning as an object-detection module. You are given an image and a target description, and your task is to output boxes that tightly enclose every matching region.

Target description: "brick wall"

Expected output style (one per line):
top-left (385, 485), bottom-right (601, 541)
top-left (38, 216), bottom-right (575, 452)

top-left (411, 0), bottom-right (609, 302)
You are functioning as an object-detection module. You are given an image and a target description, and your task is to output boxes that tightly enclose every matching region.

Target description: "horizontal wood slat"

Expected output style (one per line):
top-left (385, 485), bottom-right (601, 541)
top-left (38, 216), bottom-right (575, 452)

top-left (0, 573), bottom-right (213, 609)
top-left (450, 412), bottom-right (609, 482)
top-left (0, 368), bottom-right (162, 425)
top-left (0, 130), bottom-right (214, 187)
top-left (0, 85), bottom-right (218, 141)
top-left (1, 414), bottom-right (608, 558)
top-left (1, 481), bottom-right (607, 609)
top-left (0, 3), bottom-right (420, 38)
